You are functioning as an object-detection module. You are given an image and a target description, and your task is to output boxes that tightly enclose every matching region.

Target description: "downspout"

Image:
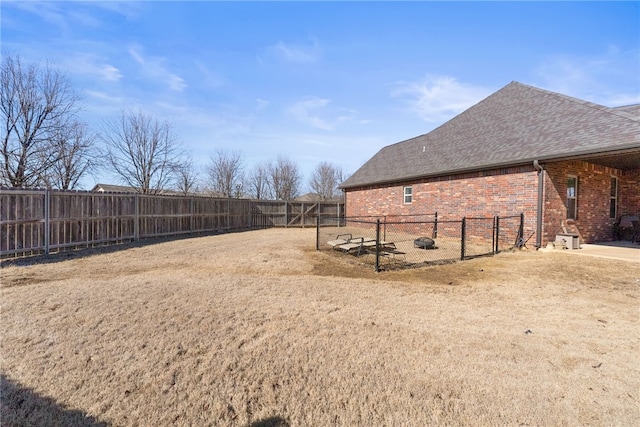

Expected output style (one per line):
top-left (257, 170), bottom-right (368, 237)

top-left (533, 160), bottom-right (544, 248)
top-left (342, 188), bottom-right (347, 219)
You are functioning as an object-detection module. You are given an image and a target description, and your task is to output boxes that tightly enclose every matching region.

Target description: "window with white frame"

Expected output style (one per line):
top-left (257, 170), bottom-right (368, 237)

top-left (403, 186), bottom-right (413, 204)
top-left (610, 176), bottom-right (618, 219)
top-left (566, 175), bottom-right (578, 220)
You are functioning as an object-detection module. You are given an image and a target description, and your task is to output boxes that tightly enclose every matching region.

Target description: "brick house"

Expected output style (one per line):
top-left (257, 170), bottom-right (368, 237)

top-left (340, 82), bottom-right (640, 246)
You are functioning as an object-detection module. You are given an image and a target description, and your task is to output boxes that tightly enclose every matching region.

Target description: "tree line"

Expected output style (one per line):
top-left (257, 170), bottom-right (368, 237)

top-left (1, 54), bottom-right (346, 200)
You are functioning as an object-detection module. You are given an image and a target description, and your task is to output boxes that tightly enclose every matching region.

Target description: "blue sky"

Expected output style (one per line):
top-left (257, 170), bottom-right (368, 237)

top-left (2, 1), bottom-right (639, 190)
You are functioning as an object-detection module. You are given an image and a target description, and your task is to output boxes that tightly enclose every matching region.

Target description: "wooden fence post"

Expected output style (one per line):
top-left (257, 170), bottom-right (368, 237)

top-left (44, 189), bottom-right (50, 255)
top-left (190, 197), bottom-right (194, 234)
top-left (134, 193), bottom-right (139, 241)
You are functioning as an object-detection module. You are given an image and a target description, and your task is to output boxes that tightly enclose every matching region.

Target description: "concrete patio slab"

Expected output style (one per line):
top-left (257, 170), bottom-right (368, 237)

top-left (544, 240), bottom-right (640, 262)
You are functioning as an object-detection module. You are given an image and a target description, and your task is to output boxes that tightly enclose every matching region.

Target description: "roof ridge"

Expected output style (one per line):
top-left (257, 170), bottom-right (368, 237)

top-left (513, 81), bottom-right (607, 109)
top-left (610, 109), bottom-right (640, 122)
top-left (612, 103), bottom-right (640, 109)
top-left (512, 81), bottom-right (640, 122)
top-left (380, 82), bottom-right (520, 150)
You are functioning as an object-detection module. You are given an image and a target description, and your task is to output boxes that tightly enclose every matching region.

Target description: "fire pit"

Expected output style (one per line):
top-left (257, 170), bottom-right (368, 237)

top-left (414, 237), bottom-right (435, 249)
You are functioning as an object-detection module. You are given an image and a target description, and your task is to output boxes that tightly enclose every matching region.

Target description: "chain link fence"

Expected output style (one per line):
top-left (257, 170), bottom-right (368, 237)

top-left (317, 213), bottom-right (524, 271)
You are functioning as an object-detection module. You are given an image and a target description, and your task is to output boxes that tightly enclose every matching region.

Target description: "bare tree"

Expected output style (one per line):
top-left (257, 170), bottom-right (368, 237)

top-left (101, 110), bottom-right (182, 194)
top-left (245, 162), bottom-right (270, 199)
top-left (267, 156), bottom-right (302, 200)
top-left (1, 54), bottom-right (80, 187)
top-left (205, 149), bottom-right (244, 197)
top-left (309, 161), bottom-right (345, 200)
top-left (40, 120), bottom-right (97, 190)
top-left (174, 157), bottom-right (199, 195)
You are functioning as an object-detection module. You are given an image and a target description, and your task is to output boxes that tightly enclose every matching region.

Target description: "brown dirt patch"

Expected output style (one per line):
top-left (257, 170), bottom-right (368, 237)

top-left (2, 228), bottom-right (639, 426)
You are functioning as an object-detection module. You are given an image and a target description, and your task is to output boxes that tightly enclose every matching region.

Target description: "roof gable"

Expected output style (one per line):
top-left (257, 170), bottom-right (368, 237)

top-left (341, 82), bottom-right (640, 188)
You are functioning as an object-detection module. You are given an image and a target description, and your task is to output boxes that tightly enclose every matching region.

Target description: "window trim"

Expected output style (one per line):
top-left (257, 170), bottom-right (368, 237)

top-left (566, 175), bottom-right (578, 220)
top-left (610, 176), bottom-right (618, 219)
top-left (403, 186), bottom-right (413, 204)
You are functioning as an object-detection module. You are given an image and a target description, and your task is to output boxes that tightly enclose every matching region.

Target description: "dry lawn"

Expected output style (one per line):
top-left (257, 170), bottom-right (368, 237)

top-left (1, 228), bottom-right (639, 426)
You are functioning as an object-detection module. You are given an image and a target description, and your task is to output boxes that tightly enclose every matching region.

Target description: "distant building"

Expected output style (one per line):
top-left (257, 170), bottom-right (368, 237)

top-left (91, 183), bottom-right (139, 193)
top-left (294, 192), bottom-right (344, 203)
top-left (91, 183), bottom-right (202, 197)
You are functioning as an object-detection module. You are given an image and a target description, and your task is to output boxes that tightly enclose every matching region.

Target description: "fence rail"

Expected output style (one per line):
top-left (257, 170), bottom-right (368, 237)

top-left (1, 188), bottom-right (343, 258)
top-left (317, 213), bottom-right (524, 271)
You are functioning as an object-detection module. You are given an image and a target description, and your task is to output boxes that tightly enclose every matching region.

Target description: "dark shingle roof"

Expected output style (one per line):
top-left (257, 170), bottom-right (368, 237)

top-left (341, 82), bottom-right (640, 189)
top-left (612, 104), bottom-right (640, 119)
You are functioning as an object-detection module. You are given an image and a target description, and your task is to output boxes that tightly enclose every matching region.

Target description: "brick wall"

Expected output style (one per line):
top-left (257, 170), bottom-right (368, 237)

top-left (345, 165), bottom-right (539, 242)
top-left (620, 169), bottom-right (640, 216)
top-left (543, 161), bottom-right (640, 243)
top-left (345, 161), bottom-right (639, 246)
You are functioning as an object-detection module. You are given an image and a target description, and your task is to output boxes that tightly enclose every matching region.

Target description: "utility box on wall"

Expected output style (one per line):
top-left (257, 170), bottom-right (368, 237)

top-left (556, 233), bottom-right (580, 249)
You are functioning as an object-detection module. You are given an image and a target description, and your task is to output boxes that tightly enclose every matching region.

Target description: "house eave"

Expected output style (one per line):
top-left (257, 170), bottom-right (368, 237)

top-left (537, 146), bottom-right (640, 171)
top-left (340, 146), bottom-right (640, 190)
top-left (339, 160), bottom-right (534, 190)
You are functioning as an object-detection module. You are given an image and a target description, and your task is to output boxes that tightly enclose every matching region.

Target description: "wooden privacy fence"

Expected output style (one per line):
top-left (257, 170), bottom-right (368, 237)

top-left (0, 188), bottom-right (344, 258)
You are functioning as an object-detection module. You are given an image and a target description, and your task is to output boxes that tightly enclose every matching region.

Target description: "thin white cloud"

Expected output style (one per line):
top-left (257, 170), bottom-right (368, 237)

top-left (194, 61), bottom-right (225, 89)
top-left (289, 97), bottom-right (355, 131)
top-left (128, 48), bottom-right (145, 65)
top-left (128, 46), bottom-right (187, 92)
top-left (266, 39), bottom-right (322, 64)
top-left (290, 97), bottom-right (331, 130)
top-left (6, 1), bottom-right (69, 31)
top-left (101, 64), bottom-right (123, 82)
top-left (93, 1), bottom-right (144, 21)
top-left (67, 9), bottom-right (103, 28)
top-left (606, 93), bottom-right (640, 107)
top-left (142, 99), bottom-right (254, 140)
top-left (47, 52), bottom-right (123, 84)
top-left (85, 90), bottom-right (124, 104)
top-left (256, 99), bottom-right (270, 110)
top-left (5, 1), bottom-right (142, 33)
top-left (535, 46), bottom-right (640, 106)
top-left (166, 74), bottom-right (187, 92)
top-left (171, 107), bottom-right (254, 151)
top-left (391, 75), bottom-right (491, 123)
top-left (82, 89), bottom-right (129, 117)
top-left (239, 130), bottom-right (388, 180)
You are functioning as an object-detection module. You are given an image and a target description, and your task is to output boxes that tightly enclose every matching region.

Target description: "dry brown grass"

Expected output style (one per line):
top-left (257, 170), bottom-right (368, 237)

top-left (1, 228), bottom-right (639, 426)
